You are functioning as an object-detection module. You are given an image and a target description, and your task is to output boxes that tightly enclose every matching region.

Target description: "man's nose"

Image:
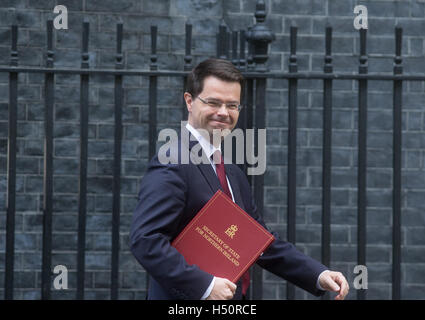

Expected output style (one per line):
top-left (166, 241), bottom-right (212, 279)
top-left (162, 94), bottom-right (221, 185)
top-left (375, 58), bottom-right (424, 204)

top-left (216, 103), bottom-right (229, 116)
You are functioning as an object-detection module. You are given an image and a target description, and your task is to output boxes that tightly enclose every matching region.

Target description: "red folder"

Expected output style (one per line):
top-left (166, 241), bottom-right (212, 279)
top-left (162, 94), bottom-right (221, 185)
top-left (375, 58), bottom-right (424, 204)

top-left (171, 190), bottom-right (275, 283)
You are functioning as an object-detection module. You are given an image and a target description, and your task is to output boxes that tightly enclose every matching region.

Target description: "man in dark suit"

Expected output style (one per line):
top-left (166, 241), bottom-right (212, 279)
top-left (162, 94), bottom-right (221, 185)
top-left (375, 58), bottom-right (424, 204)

top-left (130, 58), bottom-right (349, 300)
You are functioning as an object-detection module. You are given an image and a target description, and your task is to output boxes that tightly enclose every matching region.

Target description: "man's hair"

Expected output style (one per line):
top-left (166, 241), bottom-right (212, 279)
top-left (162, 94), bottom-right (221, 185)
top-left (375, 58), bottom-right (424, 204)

top-left (186, 58), bottom-right (244, 99)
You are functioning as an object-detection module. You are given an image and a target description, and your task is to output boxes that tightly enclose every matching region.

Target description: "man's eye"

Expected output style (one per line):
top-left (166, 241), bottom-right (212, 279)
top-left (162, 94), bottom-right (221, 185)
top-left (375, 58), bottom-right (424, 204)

top-left (227, 104), bottom-right (238, 109)
top-left (207, 101), bottom-right (221, 107)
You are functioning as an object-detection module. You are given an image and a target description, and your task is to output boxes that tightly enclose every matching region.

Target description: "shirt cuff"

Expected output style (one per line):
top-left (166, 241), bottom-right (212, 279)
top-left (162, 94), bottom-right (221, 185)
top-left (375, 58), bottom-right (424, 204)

top-left (316, 270), bottom-right (329, 291)
top-left (201, 277), bottom-right (216, 300)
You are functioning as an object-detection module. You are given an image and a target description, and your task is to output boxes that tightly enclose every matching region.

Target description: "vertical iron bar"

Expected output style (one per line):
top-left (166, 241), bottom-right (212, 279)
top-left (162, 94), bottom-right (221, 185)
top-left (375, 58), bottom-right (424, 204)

top-left (216, 31), bottom-right (219, 58)
top-left (150, 25), bottom-right (158, 72)
top-left (77, 20), bottom-right (90, 300)
top-left (239, 30), bottom-right (246, 71)
top-left (287, 24), bottom-right (298, 300)
top-left (41, 19), bottom-right (54, 300)
top-left (232, 31), bottom-right (238, 66)
top-left (149, 25), bottom-right (158, 160)
top-left (237, 32), bottom-right (248, 173)
top-left (111, 22), bottom-right (124, 300)
top-left (357, 28), bottom-right (368, 301)
top-left (247, 27), bottom-right (254, 71)
top-left (392, 26), bottom-right (403, 300)
top-left (245, 79), bottom-right (254, 184)
top-left (227, 31), bottom-right (232, 59)
top-left (237, 112), bottom-right (245, 174)
top-left (219, 21), bottom-right (227, 60)
top-left (239, 77), bottom-right (253, 298)
top-left (5, 24), bottom-right (18, 300)
top-left (252, 78), bottom-right (266, 300)
top-left (146, 25), bottom-right (158, 294)
top-left (321, 24), bottom-right (333, 300)
top-left (184, 23), bottom-right (192, 72)
top-left (246, 0), bottom-right (276, 296)
top-left (236, 77), bottom-right (248, 174)
top-left (182, 23), bottom-right (192, 120)
top-left (182, 78), bottom-right (188, 121)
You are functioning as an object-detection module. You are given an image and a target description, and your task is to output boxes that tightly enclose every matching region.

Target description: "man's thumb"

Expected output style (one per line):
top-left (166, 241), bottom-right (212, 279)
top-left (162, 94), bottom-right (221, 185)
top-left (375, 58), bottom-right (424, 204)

top-left (329, 280), bottom-right (340, 292)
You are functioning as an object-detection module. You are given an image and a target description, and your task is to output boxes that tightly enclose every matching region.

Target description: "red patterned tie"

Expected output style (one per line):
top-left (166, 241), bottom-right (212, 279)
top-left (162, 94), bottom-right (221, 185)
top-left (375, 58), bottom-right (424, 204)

top-left (213, 150), bottom-right (250, 297)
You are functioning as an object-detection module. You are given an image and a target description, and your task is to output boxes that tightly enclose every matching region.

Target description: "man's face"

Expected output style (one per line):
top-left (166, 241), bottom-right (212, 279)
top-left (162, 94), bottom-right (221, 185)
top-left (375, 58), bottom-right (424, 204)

top-left (185, 76), bottom-right (241, 142)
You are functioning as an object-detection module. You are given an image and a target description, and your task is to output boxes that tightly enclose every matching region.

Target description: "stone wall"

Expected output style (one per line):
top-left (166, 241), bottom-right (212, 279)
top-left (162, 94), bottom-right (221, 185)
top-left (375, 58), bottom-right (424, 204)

top-left (0, 0), bottom-right (424, 300)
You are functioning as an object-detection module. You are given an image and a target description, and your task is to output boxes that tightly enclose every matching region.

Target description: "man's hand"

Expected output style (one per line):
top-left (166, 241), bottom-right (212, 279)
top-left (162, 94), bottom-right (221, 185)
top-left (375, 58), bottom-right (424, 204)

top-left (206, 277), bottom-right (237, 300)
top-left (318, 270), bottom-right (349, 300)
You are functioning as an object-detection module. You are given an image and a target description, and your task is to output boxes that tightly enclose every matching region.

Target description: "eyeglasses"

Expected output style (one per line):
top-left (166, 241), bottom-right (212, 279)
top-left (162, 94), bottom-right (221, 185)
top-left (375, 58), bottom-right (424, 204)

top-left (196, 96), bottom-right (242, 112)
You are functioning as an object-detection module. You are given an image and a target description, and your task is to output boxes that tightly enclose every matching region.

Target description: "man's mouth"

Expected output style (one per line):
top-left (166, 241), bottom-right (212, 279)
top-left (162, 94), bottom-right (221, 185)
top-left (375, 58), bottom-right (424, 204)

top-left (210, 119), bottom-right (229, 125)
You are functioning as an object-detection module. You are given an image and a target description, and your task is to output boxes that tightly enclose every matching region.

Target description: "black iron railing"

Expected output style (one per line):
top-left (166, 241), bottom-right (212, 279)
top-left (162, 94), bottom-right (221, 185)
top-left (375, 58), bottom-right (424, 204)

top-left (2, 1), bottom-right (425, 301)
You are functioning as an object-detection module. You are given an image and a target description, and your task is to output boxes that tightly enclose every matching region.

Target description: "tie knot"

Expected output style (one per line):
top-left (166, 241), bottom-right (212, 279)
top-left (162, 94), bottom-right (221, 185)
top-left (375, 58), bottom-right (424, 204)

top-left (212, 150), bottom-right (223, 165)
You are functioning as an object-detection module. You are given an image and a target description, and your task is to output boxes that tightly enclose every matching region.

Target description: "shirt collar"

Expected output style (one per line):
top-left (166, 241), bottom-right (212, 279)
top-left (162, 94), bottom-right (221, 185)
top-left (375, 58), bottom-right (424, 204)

top-left (185, 122), bottom-right (221, 160)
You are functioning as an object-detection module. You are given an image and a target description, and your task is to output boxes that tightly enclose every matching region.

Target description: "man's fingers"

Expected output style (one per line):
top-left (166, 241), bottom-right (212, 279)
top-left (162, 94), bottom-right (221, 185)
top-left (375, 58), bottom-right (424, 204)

top-left (225, 288), bottom-right (234, 299)
top-left (328, 279), bottom-right (340, 292)
top-left (336, 275), bottom-right (349, 299)
top-left (331, 273), bottom-right (349, 300)
top-left (207, 278), bottom-right (236, 300)
top-left (319, 271), bottom-right (350, 300)
top-left (225, 279), bottom-right (237, 293)
top-left (223, 280), bottom-right (235, 299)
top-left (322, 273), bottom-right (340, 292)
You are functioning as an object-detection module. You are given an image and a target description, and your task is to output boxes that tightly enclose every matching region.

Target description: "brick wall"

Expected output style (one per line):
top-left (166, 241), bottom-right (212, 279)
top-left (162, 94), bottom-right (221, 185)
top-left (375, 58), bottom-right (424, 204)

top-left (0, 0), bottom-right (424, 300)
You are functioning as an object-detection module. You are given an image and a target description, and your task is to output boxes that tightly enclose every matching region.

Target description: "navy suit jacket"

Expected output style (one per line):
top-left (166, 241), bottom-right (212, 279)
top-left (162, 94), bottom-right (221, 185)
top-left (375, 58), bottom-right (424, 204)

top-left (130, 127), bottom-right (327, 300)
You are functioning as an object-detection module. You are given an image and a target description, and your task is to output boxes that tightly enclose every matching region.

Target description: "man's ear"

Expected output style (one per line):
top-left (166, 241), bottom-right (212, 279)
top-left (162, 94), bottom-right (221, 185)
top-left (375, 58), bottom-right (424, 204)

top-left (184, 92), bottom-right (193, 113)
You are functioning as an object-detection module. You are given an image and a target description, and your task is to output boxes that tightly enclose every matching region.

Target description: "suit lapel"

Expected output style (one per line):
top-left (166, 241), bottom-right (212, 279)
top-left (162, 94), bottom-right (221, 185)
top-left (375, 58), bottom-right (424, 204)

top-left (197, 163), bottom-right (222, 195)
top-left (183, 127), bottom-right (222, 195)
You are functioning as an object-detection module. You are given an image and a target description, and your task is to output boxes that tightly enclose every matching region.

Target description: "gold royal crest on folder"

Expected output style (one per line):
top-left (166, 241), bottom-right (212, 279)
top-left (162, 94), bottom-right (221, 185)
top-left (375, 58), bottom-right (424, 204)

top-left (225, 225), bottom-right (238, 239)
